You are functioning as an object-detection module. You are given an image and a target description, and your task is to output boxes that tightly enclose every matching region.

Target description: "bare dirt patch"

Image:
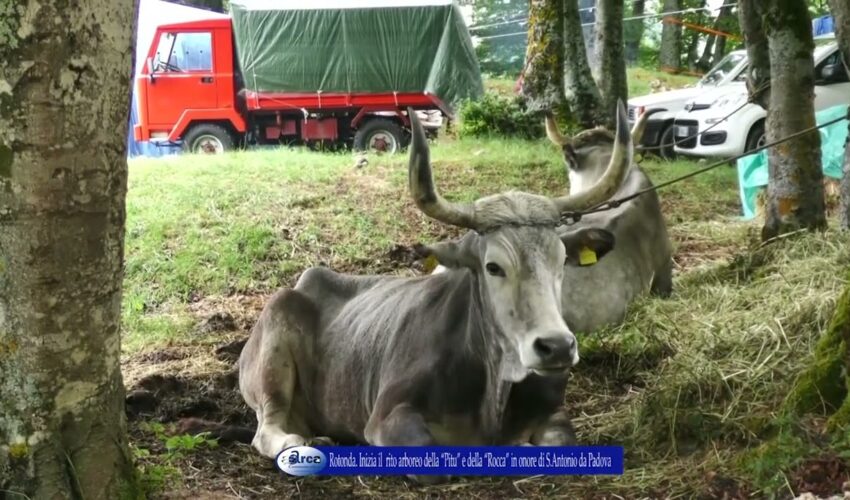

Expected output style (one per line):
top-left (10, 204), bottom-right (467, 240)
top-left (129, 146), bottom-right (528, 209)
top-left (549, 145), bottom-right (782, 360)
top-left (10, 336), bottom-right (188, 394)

top-left (790, 455), bottom-right (850, 499)
top-left (672, 233), bottom-right (748, 272)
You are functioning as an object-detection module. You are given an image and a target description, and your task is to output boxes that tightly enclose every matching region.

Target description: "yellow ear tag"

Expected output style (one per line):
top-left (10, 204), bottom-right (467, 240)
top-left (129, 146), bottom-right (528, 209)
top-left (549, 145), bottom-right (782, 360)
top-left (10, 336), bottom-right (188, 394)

top-left (578, 246), bottom-right (597, 266)
top-left (423, 254), bottom-right (440, 273)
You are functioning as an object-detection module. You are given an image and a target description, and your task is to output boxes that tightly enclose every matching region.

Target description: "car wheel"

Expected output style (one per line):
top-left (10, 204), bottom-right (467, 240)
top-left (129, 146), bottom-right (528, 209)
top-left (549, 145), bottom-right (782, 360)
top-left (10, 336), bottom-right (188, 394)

top-left (745, 121), bottom-right (766, 153)
top-left (353, 119), bottom-right (404, 154)
top-left (182, 123), bottom-right (235, 154)
top-left (658, 124), bottom-right (677, 160)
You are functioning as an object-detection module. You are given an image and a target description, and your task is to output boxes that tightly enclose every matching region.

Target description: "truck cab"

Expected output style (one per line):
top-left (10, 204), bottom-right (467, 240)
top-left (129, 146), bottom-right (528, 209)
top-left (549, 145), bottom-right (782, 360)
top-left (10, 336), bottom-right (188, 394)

top-left (135, 19), bottom-right (248, 153)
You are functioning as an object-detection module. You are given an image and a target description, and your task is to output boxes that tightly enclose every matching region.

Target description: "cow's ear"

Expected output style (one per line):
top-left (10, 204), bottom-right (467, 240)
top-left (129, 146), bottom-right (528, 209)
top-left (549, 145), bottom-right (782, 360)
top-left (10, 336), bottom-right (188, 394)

top-left (561, 228), bottom-right (615, 267)
top-left (414, 232), bottom-right (480, 270)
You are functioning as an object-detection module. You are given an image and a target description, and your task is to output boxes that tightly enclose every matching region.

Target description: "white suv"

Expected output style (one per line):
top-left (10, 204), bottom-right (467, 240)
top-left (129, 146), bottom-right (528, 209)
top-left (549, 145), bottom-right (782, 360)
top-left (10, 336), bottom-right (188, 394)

top-left (672, 35), bottom-right (849, 158)
top-left (628, 50), bottom-right (749, 159)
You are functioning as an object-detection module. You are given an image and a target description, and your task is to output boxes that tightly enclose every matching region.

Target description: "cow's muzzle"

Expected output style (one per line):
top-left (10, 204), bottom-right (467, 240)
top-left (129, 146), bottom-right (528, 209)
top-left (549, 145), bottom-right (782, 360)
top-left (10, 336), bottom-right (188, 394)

top-left (528, 333), bottom-right (579, 375)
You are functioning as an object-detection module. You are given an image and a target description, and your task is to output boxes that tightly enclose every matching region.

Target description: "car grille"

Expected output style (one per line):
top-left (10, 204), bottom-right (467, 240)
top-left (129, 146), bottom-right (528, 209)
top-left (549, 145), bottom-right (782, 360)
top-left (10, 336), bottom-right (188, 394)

top-left (628, 106), bottom-right (636, 121)
top-left (673, 119), bottom-right (699, 149)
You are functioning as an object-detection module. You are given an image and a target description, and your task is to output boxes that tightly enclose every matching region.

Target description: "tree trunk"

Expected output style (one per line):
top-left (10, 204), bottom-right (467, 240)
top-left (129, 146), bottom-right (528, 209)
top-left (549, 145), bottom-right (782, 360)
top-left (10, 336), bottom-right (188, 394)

top-left (563, 0), bottom-right (606, 128)
top-left (624, 0), bottom-right (646, 66)
top-left (761, 0), bottom-right (826, 240)
top-left (521, 0), bottom-right (566, 114)
top-left (710, 0), bottom-right (736, 67)
top-left (659, 0), bottom-right (682, 72)
top-left (685, 1), bottom-right (707, 72)
top-left (0, 1), bottom-right (135, 498)
top-left (697, 34), bottom-right (717, 72)
top-left (738, 0), bottom-right (771, 108)
top-left (713, 36), bottom-right (728, 66)
top-left (593, 0), bottom-right (628, 129)
top-left (829, 0), bottom-right (850, 230)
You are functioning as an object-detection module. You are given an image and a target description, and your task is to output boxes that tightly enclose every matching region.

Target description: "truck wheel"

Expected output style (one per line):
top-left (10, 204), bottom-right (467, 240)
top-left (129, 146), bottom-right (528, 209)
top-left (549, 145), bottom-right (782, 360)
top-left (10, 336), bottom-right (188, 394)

top-left (657, 124), bottom-right (677, 160)
top-left (353, 119), bottom-right (404, 154)
top-left (745, 121), bottom-right (766, 153)
top-left (183, 123), bottom-right (234, 154)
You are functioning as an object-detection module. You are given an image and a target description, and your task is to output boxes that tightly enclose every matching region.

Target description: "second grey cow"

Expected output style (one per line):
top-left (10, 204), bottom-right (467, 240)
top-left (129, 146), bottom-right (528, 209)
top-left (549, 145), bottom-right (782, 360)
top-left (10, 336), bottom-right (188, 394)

top-left (545, 111), bottom-right (674, 333)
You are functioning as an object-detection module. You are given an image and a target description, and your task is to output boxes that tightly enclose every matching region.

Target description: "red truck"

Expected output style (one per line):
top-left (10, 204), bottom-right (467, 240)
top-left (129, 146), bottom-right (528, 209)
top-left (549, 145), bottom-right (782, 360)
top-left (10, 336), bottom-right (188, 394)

top-left (133, 0), bottom-right (482, 154)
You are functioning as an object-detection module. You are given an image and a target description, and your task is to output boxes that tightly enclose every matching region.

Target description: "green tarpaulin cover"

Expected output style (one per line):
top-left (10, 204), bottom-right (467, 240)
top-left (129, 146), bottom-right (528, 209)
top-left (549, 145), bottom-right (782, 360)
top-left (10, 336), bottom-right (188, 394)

top-left (736, 104), bottom-right (849, 219)
top-left (230, 0), bottom-right (483, 111)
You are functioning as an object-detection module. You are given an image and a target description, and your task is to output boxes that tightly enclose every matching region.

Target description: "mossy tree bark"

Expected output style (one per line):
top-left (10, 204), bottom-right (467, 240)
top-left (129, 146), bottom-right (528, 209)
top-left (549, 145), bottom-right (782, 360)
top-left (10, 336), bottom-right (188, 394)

top-left (592, 0), bottom-right (628, 130)
top-left (563, 0), bottom-right (605, 128)
top-left (738, 0), bottom-right (771, 109)
top-left (0, 0), bottom-right (135, 498)
top-left (785, 274), bottom-right (850, 431)
top-left (760, 0), bottom-right (826, 240)
top-left (521, 0), bottom-right (566, 114)
top-left (828, 0), bottom-right (850, 230)
top-left (659, 0), bottom-right (682, 73)
top-left (564, 0), bottom-right (605, 128)
top-left (623, 0), bottom-right (646, 66)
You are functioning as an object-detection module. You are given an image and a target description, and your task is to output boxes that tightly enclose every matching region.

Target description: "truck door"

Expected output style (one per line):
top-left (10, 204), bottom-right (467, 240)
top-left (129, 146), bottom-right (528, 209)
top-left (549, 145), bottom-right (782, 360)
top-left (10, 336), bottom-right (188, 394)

top-left (146, 31), bottom-right (218, 127)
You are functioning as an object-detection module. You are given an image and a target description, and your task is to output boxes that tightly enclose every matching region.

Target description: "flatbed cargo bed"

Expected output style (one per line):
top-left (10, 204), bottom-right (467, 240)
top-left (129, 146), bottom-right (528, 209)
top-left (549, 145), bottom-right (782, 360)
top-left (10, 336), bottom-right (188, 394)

top-left (242, 91), bottom-right (450, 116)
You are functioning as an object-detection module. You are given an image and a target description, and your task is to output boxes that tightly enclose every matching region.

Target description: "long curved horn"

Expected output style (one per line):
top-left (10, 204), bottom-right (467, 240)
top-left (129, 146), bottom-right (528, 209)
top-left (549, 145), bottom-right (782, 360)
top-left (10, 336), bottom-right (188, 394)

top-left (545, 114), bottom-right (571, 146)
top-left (630, 108), bottom-right (662, 145)
top-left (407, 108), bottom-right (477, 230)
top-left (551, 99), bottom-right (632, 212)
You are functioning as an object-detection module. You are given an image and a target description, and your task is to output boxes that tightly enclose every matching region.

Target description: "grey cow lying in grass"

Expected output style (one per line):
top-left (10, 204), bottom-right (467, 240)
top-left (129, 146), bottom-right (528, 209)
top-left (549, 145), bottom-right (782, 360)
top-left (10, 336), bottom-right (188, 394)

top-left (544, 110), bottom-right (674, 334)
top-left (237, 102), bottom-right (634, 480)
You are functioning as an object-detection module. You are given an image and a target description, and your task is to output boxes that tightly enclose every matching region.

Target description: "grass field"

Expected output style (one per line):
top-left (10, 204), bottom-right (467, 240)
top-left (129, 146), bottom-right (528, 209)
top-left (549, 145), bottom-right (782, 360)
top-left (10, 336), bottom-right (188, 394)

top-left (123, 130), bottom-right (849, 498)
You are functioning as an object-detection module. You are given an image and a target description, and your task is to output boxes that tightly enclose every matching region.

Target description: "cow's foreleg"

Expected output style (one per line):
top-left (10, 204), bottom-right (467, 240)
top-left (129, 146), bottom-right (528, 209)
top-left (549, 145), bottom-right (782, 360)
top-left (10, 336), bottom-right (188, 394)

top-left (528, 409), bottom-right (577, 446)
top-left (251, 353), bottom-right (314, 458)
top-left (365, 402), bottom-right (449, 484)
top-left (365, 402), bottom-right (434, 447)
top-left (239, 290), bottom-right (319, 459)
top-left (650, 258), bottom-right (674, 298)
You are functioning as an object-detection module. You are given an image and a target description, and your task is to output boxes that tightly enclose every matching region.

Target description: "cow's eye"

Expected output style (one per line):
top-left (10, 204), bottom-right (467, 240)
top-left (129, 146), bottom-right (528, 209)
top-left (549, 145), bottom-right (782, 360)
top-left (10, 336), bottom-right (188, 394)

top-left (485, 262), bottom-right (506, 277)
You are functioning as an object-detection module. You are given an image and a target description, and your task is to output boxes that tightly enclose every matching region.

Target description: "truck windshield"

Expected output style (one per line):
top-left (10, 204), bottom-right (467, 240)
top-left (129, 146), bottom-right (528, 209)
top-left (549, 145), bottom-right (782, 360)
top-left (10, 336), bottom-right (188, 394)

top-left (153, 32), bottom-right (212, 72)
top-left (699, 52), bottom-right (746, 86)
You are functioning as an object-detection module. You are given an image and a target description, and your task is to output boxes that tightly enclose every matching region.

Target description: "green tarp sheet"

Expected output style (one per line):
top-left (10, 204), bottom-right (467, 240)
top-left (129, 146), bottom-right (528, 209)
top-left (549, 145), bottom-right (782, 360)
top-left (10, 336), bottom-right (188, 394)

top-left (230, 0), bottom-right (483, 111)
top-left (736, 104), bottom-right (849, 219)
